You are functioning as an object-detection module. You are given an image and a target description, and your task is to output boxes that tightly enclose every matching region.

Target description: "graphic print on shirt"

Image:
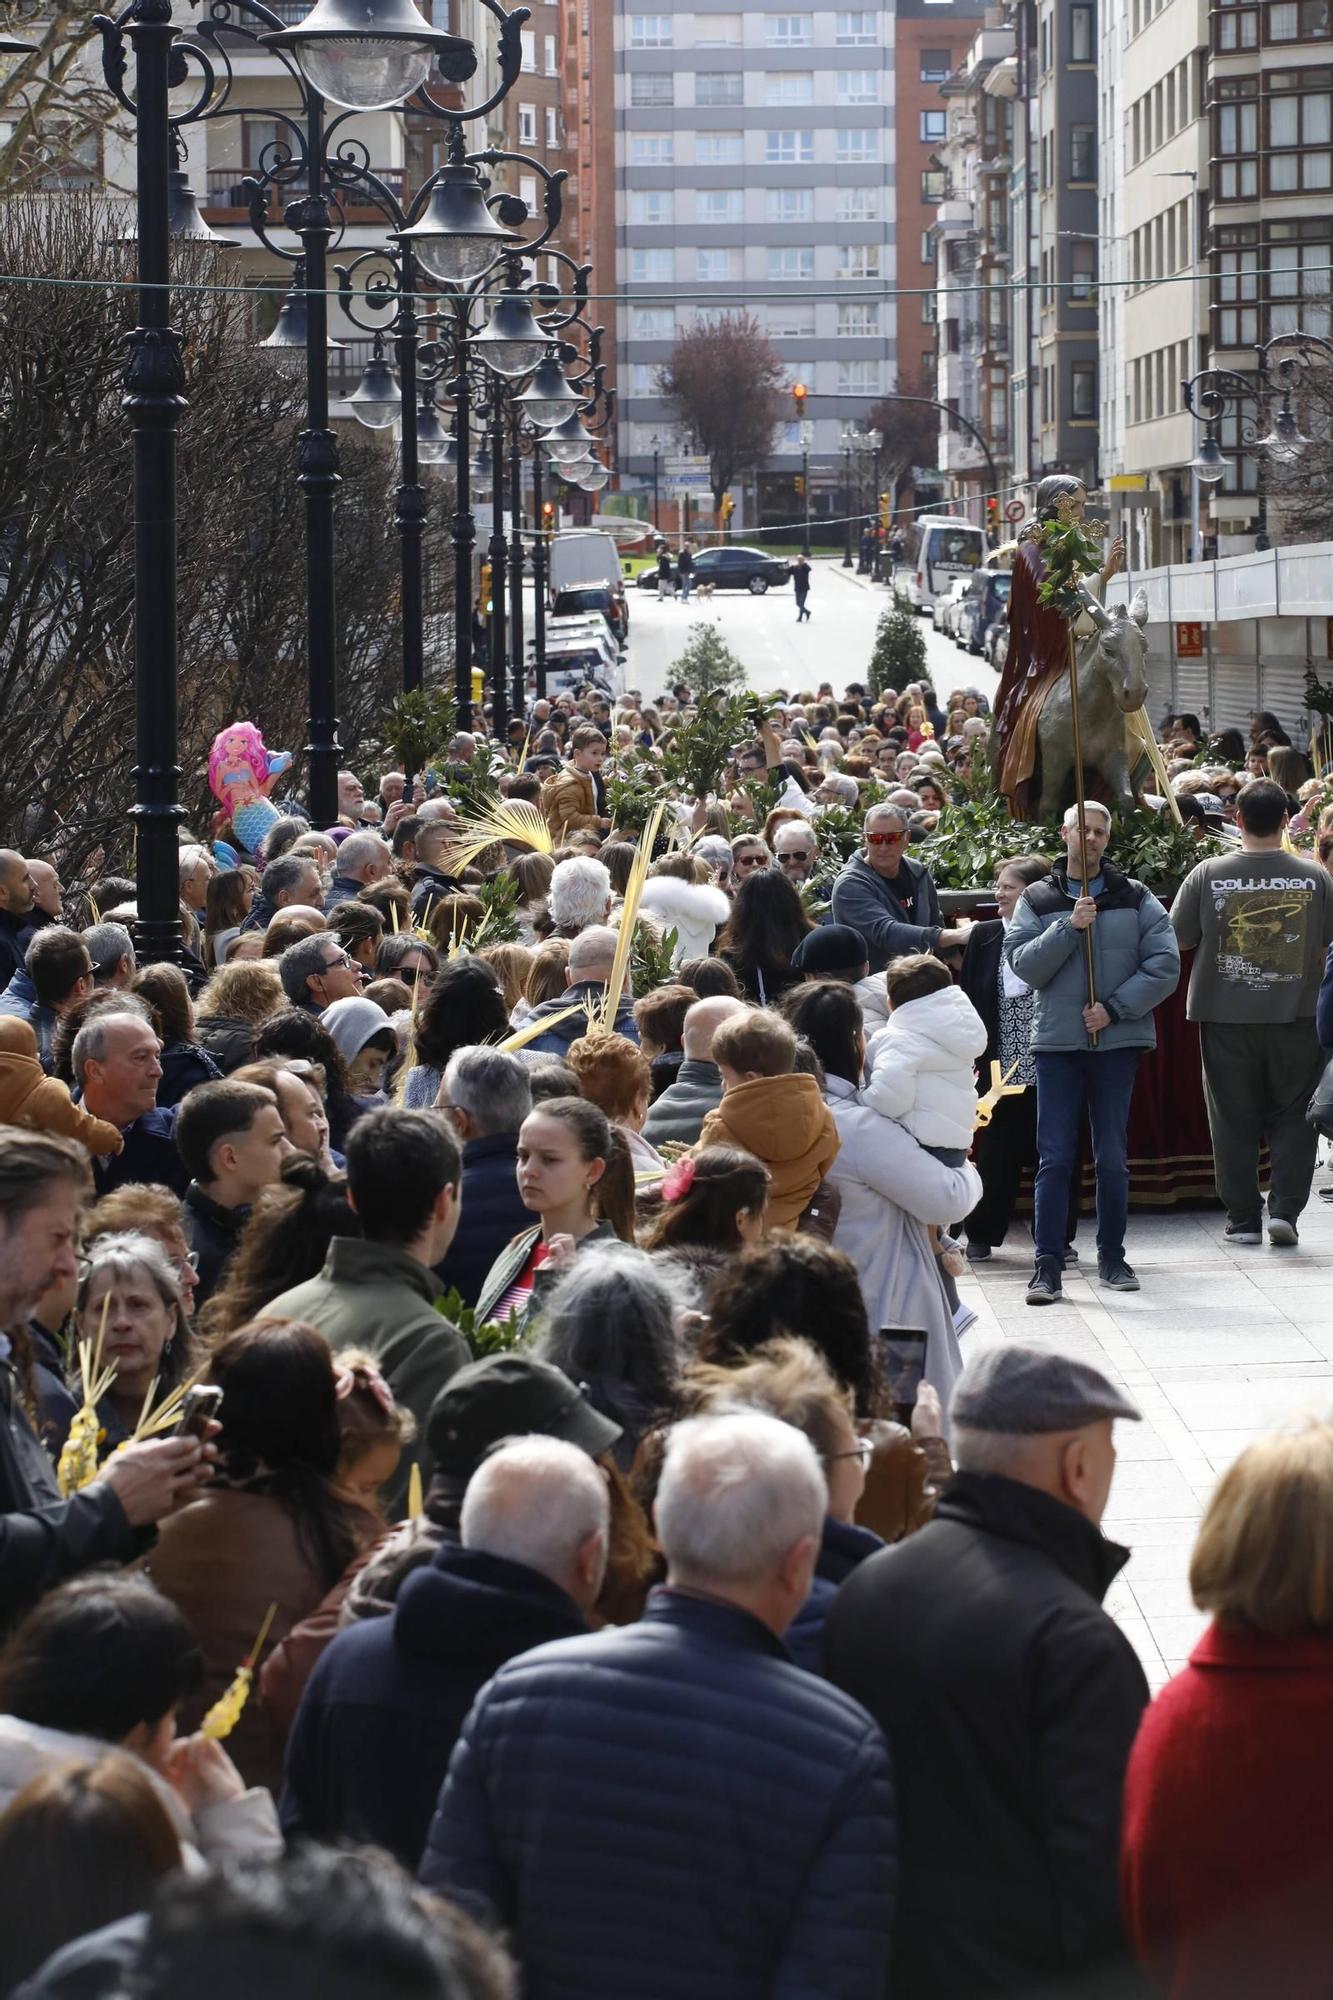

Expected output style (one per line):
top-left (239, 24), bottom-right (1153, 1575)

top-left (1210, 876), bottom-right (1317, 992)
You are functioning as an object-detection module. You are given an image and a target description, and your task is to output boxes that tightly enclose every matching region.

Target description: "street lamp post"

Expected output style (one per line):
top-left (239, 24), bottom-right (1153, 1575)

top-left (1184, 330), bottom-right (1331, 554)
top-left (840, 426), bottom-right (855, 567)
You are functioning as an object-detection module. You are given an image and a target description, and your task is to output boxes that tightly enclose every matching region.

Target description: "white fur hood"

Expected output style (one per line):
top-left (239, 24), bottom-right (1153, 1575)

top-left (639, 877), bottom-right (731, 963)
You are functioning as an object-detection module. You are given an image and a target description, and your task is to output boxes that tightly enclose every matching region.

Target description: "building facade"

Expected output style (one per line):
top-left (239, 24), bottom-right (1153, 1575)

top-left (613, 0), bottom-right (902, 532)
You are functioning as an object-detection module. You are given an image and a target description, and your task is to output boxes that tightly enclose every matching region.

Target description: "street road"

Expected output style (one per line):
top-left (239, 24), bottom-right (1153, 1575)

top-left (623, 560), bottom-right (1001, 709)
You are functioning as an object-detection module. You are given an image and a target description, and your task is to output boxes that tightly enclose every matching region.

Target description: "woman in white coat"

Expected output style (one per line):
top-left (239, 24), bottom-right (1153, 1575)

top-left (640, 855), bottom-right (732, 966)
top-left (789, 981), bottom-right (982, 1408)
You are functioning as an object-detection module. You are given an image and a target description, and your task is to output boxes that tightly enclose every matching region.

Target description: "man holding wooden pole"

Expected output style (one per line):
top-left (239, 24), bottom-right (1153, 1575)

top-left (1004, 806), bottom-right (1181, 1306)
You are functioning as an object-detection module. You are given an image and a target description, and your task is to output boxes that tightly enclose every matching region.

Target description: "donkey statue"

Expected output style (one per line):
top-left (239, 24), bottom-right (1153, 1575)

top-left (1033, 587), bottom-right (1150, 821)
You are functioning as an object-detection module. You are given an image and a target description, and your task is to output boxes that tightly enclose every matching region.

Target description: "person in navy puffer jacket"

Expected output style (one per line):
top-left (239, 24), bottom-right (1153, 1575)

top-left (431, 1047), bottom-right (534, 1309)
top-left (420, 1410), bottom-right (897, 2000)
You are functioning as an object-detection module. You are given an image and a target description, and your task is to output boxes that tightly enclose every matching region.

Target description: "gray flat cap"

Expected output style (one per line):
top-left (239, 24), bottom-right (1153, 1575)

top-left (951, 1343), bottom-right (1141, 1434)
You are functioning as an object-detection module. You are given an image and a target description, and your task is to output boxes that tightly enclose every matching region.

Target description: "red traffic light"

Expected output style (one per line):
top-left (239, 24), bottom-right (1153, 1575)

top-left (792, 382), bottom-right (808, 409)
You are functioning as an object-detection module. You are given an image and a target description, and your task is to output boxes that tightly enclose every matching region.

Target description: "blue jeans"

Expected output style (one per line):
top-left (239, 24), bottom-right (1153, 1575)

top-left (1033, 1048), bottom-right (1142, 1268)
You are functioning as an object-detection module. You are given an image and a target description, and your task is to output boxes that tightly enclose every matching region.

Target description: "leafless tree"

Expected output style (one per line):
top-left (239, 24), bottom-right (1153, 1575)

top-left (0, 193), bottom-right (452, 880)
top-left (0, 10), bottom-right (131, 193)
top-left (656, 312), bottom-right (786, 514)
top-left (862, 395), bottom-right (942, 505)
top-left (1264, 329), bottom-right (1333, 544)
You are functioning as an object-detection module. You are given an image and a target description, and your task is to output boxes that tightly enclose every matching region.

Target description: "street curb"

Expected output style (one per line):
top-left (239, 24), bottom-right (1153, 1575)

top-left (817, 562), bottom-right (886, 594)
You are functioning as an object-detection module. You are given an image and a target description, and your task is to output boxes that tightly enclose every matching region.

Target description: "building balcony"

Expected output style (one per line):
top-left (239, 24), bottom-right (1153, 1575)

top-left (202, 165), bottom-right (409, 224)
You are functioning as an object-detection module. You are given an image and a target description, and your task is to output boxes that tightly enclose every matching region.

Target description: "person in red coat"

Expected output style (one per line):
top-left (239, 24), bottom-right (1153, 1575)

top-left (1121, 1419), bottom-right (1333, 2000)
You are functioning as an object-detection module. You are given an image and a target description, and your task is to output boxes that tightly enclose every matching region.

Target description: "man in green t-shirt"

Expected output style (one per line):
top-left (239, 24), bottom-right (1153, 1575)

top-left (1171, 777), bottom-right (1333, 1247)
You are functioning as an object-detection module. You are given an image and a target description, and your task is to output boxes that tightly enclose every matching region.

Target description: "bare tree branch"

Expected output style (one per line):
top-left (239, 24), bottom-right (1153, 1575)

top-left (656, 312), bottom-right (787, 512)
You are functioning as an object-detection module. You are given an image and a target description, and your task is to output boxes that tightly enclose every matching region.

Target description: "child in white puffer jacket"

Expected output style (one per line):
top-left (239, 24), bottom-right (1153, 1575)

top-left (863, 952), bottom-right (987, 1165)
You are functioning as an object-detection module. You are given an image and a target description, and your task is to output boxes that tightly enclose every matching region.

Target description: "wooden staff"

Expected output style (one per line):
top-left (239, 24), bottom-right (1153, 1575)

top-left (1066, 624), bottom-right (1099, 1047)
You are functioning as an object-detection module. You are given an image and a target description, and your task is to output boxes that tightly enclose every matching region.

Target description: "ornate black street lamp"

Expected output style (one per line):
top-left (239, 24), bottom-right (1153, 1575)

top-left (1184, 331), bottom-right (1332, 553)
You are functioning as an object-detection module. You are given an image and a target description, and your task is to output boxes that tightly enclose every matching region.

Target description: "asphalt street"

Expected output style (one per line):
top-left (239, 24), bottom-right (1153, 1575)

top-left (623, 559), bottom-right (1001, 708)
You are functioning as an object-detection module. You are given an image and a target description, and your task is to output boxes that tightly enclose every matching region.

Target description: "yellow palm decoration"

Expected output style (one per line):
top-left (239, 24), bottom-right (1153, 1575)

top-left (595, 802), bottom-right (665, 1035)
top-left (199, 1602), bottom-right (279, 1743)
top-left (437, 799), bottom-right (553, 876)
top-left (56, 1294), bottom-right (115, 1498)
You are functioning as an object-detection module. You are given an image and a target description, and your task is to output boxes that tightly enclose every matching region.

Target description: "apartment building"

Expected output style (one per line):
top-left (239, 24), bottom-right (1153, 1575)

top-left (613, 0), bottom-right (901, 528)
top-left (1205, 0), bottom-right (1332, 550)
top-left (932, 14), bottom-right (1016, 521)
top-left (897, 0), bottom-right (987, 408)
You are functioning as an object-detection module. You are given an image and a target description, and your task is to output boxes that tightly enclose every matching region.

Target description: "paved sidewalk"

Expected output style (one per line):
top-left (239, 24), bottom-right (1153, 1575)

top-left (956, 1184), bottom-right (1333, 1691)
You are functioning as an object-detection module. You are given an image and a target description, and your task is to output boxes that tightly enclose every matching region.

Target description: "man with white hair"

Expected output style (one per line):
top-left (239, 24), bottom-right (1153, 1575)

top-left (643, 993), bottom-right (748, 1147)
top-left (546, 855), bottom-right (612, 937)
top-left (1005, 800), bottom-right (1180, 1303)
top-left (421, 1411), bottom-right (896, 1996)
top-left (831, 804), bottom-right (973, 973)
top-left (325, 830), bottom-right (392, 912)
top-left (522, 922), bottom-right (638, 1055)
top-left (825, 1342), bottom-right (1148, 2000)
top-left (434, 1046), bottom-right (534, 1307)
top-left (772, 818), bottom-right (824, 890)
top-left (281, 1432), bottom-right (609, 1868)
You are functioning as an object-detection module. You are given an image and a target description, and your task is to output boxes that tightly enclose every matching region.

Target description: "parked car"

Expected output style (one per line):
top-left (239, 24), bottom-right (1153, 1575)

top-left (934, 576), bottom-right (972, 636)
top-left (987, 621), bottom-right (1009, 674)
top-left (956, 567), bottom-right (1012, 655)
top-left (690, 546), bottom-right (791, 593)
top-left (551, 582), bottom-right (628, 645)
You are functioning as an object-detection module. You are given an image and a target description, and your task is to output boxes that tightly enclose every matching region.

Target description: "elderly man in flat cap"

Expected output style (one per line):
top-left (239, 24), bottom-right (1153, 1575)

top-left (824, 1343), bottom-right (1149, 2000)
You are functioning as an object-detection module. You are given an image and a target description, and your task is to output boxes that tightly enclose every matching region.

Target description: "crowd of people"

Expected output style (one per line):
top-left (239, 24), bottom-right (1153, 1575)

top-left (0, 676), bottom-right (1330, 1997)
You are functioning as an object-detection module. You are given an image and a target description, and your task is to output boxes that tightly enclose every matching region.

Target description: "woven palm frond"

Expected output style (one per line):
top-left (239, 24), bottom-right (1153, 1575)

top-left (439, 799), bottom-right (553, 874)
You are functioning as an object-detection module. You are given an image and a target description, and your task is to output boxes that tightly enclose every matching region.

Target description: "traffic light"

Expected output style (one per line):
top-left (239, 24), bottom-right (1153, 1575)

top-left (720, 494), bottom-right (735, 523)
top-left (793, 475), bottom-right (805, 496)
top-left (479, 562), bottom-right (491, 618)
top-left (879, 491), bottom-right (891, 529)
top-left (542, 500), bottom-right (554, 526)
top-left (792, 382), bottom-right (808, 418)
top-left (986, 498), bottom-right (1001, 529)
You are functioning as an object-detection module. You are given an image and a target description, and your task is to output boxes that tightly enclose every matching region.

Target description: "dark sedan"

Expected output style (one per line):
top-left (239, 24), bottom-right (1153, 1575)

top-left (691, 546), bottom-right (792, 593)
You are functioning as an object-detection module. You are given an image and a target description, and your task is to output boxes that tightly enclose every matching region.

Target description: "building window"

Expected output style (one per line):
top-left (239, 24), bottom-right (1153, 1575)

top-left (1267, 91), bottom-right (1332, 194)
top-left (629, 72), bottom-right (673, 106)
top-left (696, 131), bottom-right (744, 163)
top-left (697, 11), bottom-right (742, 40)
top-left (837, 128), bottom-right (880, 162)
top-left (769, 302), bottom-right (817, 337)
top-left (544, 32), bottom-right (556, 70)
top-left (546, 104), bottom-right (559, 145)
top-left (921, 167), bottom-right (947, 201)
top-left (519, 174), bottom-right (539, 213)
top-left (632, 307), bottom-right (675, 338)
top-left (1267, 0), bottom-right (1329, 40)
top-left (765, 72), bottom-right (814, 104)
top-left (919, 109), bottom-right (946, 141)
top-left (837, 359), bottom-right (881, 395)
top-left (765, 128), bottom-right (814, 163)
top-left (629, 189), bottom-right (672, 223)
top-left (1215, 97), bottom-right (1259, 200)
top-left (697, 248), bottom-right (740, 281)
top-left (629, 133), bottom-right (673, 163)
top-left (836, 10), bottom-right (876, 43)
top-left (920, 47), bottom-right (950, 80)
top-left (1070, 3), bottom-right (1094, 61)
top-left (1214, 0), bottom-right (1258, 49)
top-left (922, 292), bottom-right (937, 322)
top-left (839, 243), bottom-right (880, 277)
top-left (696, 188), bottom-right (744, 223)
top-left (1070, 241), bottom-right (1096, 300)
top-left (766, 186), bottom-right (814, 222)
top-left (1270, 236), bottom-right (1333, 337)
top-left (1069, 124), bottom-right (1095, 180)
top-left (837, 302), bottom-right (878, 334)
top-left (837, 69), bottom-right (878, 104)
top-left (766, 12), bottom-right (813, 43)
top-left (630, 248), bottom-right (673, 282)
top-left (767, 246), bottom-right (814, 280)
top-left (517, 100), bottom-right (537, 142)
top-left (1071, 363), bottom-right (1097, 418)
top-left (627, 364), bottom-right (657, 397)
top-left (696, 70), bottom-right (743, 106)
top-left (628, 13), bottom-right (670, 44)
top-left (838, 186), bottom-right (880, 221)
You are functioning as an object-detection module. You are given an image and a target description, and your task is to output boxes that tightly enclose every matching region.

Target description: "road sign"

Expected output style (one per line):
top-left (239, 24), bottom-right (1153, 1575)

top-left (1109, 473), bottom-right (1149, 491)
top-left (1176, 622), bottom-right (1204, 659)
top-left (1005, 499), bottom-right (1025, 523)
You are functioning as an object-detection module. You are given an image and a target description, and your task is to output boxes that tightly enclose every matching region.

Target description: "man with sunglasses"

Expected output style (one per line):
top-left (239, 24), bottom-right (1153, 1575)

top-left (831, 805), bottom-right (972, 973)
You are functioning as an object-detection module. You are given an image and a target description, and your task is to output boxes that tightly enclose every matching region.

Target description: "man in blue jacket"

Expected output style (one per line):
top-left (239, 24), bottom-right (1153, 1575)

top-left (433, 1045), bottom-right (534, 1308)
top-left (1005, 802), bottom-right (1180, 1303)
top-left (831, 804), bottom-right (973, 972)
top-left (420, 1410), bottom-right (896, 2000)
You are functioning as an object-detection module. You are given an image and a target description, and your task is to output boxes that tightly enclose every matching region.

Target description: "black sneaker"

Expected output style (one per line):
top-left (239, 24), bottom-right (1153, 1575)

top-left (1224, 1220), bottom-right (1263, 1246)
top-left (1099, 1261), bottom-right (1140, 1292)
top-left (1026, 1261), bottom-right (1062, 1306)
top-left (1268, 1217), bottom-right (1298, 1247)
top-left (1063, 1246), bottom-right (1080, 1269)
top-left (965, 1241), bottom-right (992, 1263)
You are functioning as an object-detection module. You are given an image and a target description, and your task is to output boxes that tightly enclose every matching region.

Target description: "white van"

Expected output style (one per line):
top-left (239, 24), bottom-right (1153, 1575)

top-left (548, 529), bottom-right (622, 594)
top-left (900, 515), bottom-right (988, 613)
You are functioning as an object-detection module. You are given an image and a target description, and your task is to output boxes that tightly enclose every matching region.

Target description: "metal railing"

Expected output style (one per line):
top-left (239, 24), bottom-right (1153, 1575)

top-left (204, 166), bottom-right (409, 207)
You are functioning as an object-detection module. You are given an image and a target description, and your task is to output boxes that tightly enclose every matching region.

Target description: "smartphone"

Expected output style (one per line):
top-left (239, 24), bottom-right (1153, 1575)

top-left (173, 1384), bottom-right (223, 1443)
top-left (881, 1330), bottom-right (929, 1428)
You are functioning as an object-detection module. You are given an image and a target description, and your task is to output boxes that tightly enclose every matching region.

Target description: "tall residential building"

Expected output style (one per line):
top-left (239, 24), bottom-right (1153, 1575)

top-left (932, 13), bottom-right (1016, 522)
top-left (613, 0), bottom-right (901, 532)
top-left (562, 0), bottom-right (618, 418)
top-left (1205, 0), bottom-right (1332, 551)
top-left (1097, 0), bottom-right (1207, 567)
